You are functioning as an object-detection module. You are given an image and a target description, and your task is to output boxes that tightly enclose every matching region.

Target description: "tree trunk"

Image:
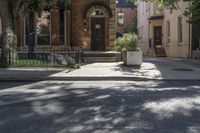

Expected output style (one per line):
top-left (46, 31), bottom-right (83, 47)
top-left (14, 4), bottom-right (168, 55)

top-left (0, 0), bottom-right (17, 67)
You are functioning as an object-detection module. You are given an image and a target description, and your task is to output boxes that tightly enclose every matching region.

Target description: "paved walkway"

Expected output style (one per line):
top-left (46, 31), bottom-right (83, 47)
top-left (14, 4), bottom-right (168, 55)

top-left (0, 57), bottom-right (200, 81)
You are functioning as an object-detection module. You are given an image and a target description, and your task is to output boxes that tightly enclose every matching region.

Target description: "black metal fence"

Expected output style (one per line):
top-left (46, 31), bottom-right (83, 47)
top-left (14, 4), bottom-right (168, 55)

top-left (0, 47), bottom-right (82, 68)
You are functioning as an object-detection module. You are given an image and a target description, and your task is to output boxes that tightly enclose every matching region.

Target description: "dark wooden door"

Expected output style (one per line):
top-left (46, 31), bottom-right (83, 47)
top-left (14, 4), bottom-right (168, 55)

top-left (154, 26), bottom-right (162, 48)
top-left (91, 17), bottom-right (105, 51)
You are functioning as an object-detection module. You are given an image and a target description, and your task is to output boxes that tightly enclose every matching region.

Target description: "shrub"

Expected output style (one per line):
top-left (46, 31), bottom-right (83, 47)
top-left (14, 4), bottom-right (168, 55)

top-left (116, 33), bottom-right (140, 52)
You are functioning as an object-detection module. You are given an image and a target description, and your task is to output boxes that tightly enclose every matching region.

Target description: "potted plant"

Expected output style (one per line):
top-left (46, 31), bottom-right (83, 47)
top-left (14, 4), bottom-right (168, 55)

top-left (117, 33), bottom-right (142, 66)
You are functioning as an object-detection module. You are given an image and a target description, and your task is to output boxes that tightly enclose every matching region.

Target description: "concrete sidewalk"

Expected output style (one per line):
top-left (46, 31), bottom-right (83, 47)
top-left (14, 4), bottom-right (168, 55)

top-left (0, 57), bottom-right (200, 81)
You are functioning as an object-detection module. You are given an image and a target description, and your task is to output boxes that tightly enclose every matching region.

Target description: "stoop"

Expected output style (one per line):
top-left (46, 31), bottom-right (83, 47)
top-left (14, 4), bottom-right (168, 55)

top-left (83, 51), bottom-right (121, 63)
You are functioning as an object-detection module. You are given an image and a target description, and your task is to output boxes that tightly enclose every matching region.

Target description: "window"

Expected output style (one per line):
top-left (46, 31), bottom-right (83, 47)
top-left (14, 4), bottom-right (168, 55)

top-left (178, 16), bottom-right (183, 43)
top-left (24, 16), bottom-right (35, 46)
top-left (167, 20), bottom-right (170, 43)
top-left (36, 11), bottom-right (51, 45)
top-left (90, 7), bottom-right (107, 17)
top-left (92, 10), bottom-right (105, 16)
top-left (60, 10), bottom-right (65, 45)
top-left (117, 12), bottom-right (125, 26)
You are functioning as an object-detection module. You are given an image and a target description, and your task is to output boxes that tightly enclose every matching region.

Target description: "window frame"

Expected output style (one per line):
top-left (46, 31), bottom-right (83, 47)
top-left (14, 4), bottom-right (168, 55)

top-left (59, 10), bottom-right (66, 46)
top-left (24, 17), bottom-right (29, 46)
top-left (117, 12), bottom-right (125, 26)
top-left (178, 16), bottom-right (183, 44)
top-left (24, 10), bottom-right (68, 47)
top-left (35, 11), bottom-right (52, 46)
top-left (166, 20), bottom-right (170, 44)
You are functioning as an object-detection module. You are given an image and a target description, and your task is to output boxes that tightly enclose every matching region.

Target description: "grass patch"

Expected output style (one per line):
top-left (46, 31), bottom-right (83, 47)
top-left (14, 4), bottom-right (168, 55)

top-left (9, 59), bottom-right (81, 69)
top-left (10, 59), bottom-right (48, 67)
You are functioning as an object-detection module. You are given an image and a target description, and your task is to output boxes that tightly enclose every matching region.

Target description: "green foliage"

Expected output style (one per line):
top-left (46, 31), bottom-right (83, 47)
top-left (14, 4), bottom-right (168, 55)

top-left (128, 0), bottom-right (200, 24)
top-left (128, 0), bottom-right (179, 11)
top-left (184, 0), bottom-right (200, 24)
top-left (0, 60), bottom-right (9, 68)
top-left (17, 0), bottom-right (71, 16)
top-left (15, 0), bottom-right (199, 24)
top-left (37, 36), bottom-right (50, 45)
top-left (10, 59), bottom-right (47, 67)
top-left (9, 59), bottom-right (81, 68)
top-left (116, 33), bottom-right (140, 52)
top-left (72, 63), bottom-right (81, 69)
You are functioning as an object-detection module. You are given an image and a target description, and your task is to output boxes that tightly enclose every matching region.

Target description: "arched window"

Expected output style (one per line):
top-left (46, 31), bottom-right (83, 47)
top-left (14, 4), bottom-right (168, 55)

top-left (91, 9), bottom-right (105, 16)
top-left (87, 6), bottom-right (109, 17)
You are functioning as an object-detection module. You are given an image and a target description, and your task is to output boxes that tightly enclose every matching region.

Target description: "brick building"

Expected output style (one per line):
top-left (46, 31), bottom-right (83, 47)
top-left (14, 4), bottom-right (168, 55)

top-left (116, 0), bottom-right (137, 35)
top-left (0, 19), bottom-right (2, 35)
top-left (0, 18), bottom-right (2, 48)
top-left (16, 0), bottom-right (116, 51)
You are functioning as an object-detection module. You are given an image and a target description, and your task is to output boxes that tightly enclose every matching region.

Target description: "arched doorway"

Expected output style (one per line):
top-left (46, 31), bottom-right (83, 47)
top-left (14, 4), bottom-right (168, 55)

top-left (87, 6), bottom-right (110, 51)
top-left (83, 1), bottom-right (113, 51)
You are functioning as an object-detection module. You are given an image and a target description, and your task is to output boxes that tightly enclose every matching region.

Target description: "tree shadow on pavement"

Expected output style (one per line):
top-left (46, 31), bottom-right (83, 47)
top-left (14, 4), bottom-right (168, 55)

top-left (0, 68), bottom-right (74, 81)
top-left (113, 57), bottom-right (200, 79)
top-left (0, 81), bottom-right (200, 133)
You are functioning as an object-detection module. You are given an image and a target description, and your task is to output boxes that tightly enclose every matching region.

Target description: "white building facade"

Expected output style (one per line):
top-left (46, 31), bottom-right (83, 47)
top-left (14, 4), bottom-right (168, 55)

top-left (137, 0), bottom-right (193, 58)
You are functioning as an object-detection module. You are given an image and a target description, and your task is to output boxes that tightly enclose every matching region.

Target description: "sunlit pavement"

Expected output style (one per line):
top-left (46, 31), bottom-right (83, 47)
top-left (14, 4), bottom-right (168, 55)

top-left (51, 57), bottom-right (200, 80)
top-left (0, 81), bottom-right (200, 133)
top-left (0, 57), bottom-right (200, 81)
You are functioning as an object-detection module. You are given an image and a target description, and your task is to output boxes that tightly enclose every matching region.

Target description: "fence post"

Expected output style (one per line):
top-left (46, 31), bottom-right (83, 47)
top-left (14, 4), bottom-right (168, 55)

top-left (28, 32), bottom-right (35, 59)
top-left (8, 47), bottom-right (11, 64)
top-left (79, 49), bottom-right (82, 65)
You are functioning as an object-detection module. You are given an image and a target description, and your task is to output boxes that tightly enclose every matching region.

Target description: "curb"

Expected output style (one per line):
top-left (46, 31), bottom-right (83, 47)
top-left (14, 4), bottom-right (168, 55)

top-left (1, 76), bottom-right (200, 82)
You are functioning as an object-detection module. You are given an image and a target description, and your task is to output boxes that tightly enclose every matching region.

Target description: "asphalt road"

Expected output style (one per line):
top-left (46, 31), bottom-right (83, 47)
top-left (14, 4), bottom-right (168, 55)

top-left (0, 81), bottom-right (200, 133)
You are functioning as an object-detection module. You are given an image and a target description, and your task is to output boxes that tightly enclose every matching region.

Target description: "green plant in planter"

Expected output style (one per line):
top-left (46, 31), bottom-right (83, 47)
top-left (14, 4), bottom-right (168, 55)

top-left (116, 33), bottom-right (140, 52)
top-left (117, 33), bottom-right (142, 65)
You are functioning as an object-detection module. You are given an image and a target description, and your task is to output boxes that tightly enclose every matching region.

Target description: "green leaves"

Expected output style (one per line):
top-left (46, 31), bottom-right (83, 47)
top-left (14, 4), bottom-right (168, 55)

top-left (128, 0), bottom-right (200, 24)
top-left (18, 0), bottom-right (44, 15)
top-left (184, 0), bottom-right (200, 24)
top-left (117, 33), bottom-right (140, 52)
top-left (17, 0), bottom-right (71, 16)
top-left (129, 0), bottom-right (179, 10)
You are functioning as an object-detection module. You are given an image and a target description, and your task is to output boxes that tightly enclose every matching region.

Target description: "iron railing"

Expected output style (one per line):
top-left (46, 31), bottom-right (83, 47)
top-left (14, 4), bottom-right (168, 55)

top-left (0, 47), bottom-right (82, 68)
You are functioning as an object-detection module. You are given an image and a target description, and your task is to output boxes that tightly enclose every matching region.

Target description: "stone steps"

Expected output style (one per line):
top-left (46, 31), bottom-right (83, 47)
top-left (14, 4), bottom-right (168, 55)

top-left (155, 48), bottom-right (166, 57)
top-left (84, 57), bottom-right (117, 63)
top-left (83, 51), bottom-right (121, 63)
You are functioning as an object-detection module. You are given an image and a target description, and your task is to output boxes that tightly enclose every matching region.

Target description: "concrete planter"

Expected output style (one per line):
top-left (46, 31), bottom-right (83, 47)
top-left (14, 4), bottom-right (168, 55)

top-left (122, 49), bottom-right (143, 66)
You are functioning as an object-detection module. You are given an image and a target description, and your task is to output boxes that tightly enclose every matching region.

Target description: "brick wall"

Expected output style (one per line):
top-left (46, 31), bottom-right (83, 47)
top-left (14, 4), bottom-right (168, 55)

top-left (117, 7), bottom-right (137, 33)
top-left (15, 0), bottom-right (116, 51)
top-left (51, 10), bottom-right (60, 46)
top-left (0, 18), bottom-right (2, 34)
top-left (16, 17), bottom-right (24, 47)
top-left (108, 0), bottom-right (117, 50)
top-left (71, 0), bottom-right (88, 49)
top-left (71, 0), bottom-right (116, 50)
